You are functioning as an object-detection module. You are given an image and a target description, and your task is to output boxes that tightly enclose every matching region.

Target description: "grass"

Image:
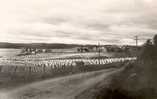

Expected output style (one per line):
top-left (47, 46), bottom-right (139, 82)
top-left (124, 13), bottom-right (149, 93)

top-left (75, 61), bottom-right (157, 99)
top-left (0, 62), bottom-right (124, 90)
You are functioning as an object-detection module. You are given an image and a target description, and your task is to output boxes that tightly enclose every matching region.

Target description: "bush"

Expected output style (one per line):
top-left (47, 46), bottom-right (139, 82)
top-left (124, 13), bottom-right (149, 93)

top-left (140, 35), bottom-right (157, 62)
top-left (153, 34), bottom-right (157, 46)
top-left (137, 34), bottom-right (157, 92)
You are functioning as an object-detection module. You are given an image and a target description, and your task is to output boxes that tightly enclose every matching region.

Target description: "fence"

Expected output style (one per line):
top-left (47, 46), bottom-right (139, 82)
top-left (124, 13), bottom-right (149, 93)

top-left (0, 57), bottom-right (136, 74)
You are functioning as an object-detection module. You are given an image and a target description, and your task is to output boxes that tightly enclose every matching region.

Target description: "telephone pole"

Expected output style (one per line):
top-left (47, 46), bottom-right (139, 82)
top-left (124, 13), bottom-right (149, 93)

top-left (98, 42), bottom-right (101, 57)
top-left (135, 36), bottom-right (139, 47)
top-left (98, 42), bottom-right (101, 64)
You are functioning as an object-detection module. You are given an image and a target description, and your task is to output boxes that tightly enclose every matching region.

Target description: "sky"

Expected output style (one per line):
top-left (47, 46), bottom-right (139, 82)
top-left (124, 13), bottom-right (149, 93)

top-left (0, 0), bottom-right (157, 45)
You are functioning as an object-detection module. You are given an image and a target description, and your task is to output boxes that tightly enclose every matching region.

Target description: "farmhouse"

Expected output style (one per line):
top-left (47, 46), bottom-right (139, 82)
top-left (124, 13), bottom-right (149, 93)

top-left (20, 48), bottom-right (51, 55)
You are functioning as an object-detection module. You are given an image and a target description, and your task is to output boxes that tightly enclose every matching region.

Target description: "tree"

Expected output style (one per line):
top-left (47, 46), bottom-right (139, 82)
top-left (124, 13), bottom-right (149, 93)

top-left (153, 34), bottom-right (157, 46)
top-left (153, 34), bottom-right (157, 61)
top-left (146, 39), bottom-right (153, 46)
top-left (140, 39), bottom-right (153, 61)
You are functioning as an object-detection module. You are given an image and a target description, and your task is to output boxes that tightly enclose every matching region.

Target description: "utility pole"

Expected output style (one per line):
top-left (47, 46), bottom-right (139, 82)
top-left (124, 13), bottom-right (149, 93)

top-left (98, 42), bottom-right (101, 64)
top-left (135, 36), bottom-right (139, 47)
top-left (98, 42), bottom-right (101, 57)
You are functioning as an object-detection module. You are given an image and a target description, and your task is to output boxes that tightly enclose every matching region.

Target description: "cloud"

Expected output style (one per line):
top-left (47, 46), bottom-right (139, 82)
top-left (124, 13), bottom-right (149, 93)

top-left (0, 0), bottom-right (157, 45)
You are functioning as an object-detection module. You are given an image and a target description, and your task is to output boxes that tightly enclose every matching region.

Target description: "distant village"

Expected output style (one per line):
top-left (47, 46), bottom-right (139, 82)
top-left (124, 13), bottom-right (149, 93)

top-left (19, 45), bottom-right (140, 55)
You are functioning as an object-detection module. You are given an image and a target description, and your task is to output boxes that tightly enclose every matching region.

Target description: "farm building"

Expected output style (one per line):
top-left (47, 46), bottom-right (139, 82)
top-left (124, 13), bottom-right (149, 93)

top-left (20, 48), bottom-right (52, 55)
top-left (77, 46), bottom-right (107, 52)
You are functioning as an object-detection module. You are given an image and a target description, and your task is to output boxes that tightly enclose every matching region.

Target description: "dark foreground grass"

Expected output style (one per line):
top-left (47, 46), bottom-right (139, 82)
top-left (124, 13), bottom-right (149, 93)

top-left (75, 61), bottom-right (157, 99)
top-left (96, 87), bottom-right (157, 99)
top-left (95, 62), bottom-right (157, 99)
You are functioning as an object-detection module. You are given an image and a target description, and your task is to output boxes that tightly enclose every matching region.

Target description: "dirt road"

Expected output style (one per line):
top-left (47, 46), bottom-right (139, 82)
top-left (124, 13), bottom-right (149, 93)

top-left (0, 67), bottom-right (123, 99)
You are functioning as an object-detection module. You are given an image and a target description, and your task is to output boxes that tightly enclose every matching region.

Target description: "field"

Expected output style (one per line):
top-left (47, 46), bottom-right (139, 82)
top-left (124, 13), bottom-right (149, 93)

top-left (0, 50), bottom-right (136, 89)
top-left (0, 49), bottom-right (136, 99)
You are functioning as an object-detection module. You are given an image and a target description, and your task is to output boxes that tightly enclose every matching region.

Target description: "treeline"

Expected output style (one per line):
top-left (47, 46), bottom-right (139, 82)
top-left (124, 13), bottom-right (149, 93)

top-left (0, 42), bottom-right (101, 49)
top-left (0, 42), bottom-right (81, 49)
